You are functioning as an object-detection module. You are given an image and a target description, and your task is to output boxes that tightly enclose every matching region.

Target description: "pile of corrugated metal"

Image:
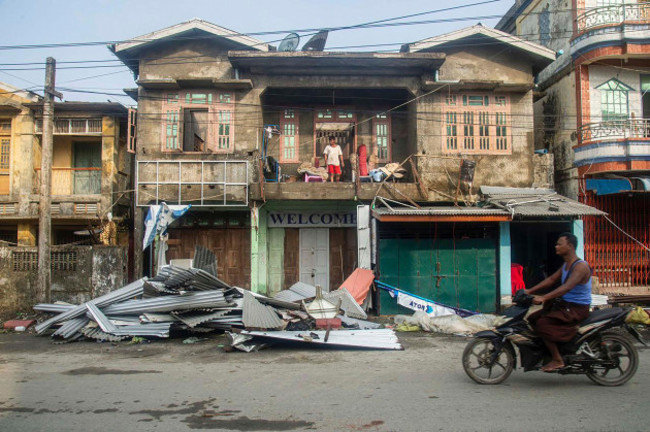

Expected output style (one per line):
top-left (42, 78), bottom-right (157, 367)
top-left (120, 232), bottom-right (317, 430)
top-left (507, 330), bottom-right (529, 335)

top-left (33, 247), bottom-right (402, 350)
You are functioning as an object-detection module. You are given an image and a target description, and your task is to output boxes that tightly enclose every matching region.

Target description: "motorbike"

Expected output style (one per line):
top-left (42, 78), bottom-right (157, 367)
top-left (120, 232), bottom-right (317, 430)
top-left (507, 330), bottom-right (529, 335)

top-left (462, 291), bottom-right (646, 386)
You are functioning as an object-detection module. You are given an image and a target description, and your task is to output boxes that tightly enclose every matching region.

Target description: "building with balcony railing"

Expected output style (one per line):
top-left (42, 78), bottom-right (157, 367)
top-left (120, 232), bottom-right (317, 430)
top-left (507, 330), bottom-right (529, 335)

top-left (0, 87), bottom-right (135, 317)
top-left (497, 0), bottom-right (650, 289)
top-left (0, 98), bottom-right (133, 247)
top-left (107, 18), bottom-right (599, 316)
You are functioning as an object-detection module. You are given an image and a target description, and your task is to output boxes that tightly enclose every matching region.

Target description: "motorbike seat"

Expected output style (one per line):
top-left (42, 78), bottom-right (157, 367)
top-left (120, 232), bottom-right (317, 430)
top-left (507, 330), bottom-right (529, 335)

top-left (580, 307), bottom-right (625, 327)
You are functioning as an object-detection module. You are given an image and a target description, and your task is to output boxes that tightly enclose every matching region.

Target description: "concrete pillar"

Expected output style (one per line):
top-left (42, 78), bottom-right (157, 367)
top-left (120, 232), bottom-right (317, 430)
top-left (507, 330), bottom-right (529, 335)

top-left (572, 219), bottom-right (585, 259)
top-left (101, 115), bottom-right (117, 214)
top-left (250, 205), bottom-right (268, 294)
top-left (499, 222), bottom-right (511, 297)
top-left (17, 223), bottom-right (36, 246)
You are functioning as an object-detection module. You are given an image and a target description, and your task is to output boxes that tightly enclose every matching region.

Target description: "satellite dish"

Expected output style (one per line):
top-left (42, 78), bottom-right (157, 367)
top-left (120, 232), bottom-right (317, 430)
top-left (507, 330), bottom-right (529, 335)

top-left (302, 30), bottom-right (328, 52)
top-left (278, 33), bottom-right (300, 52)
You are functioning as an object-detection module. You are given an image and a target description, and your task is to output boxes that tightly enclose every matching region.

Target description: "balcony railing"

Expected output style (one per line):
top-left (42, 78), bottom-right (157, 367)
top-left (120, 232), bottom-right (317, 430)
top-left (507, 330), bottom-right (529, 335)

top-left (577, 3), bottom-right (650, 32)
top-left (136, 160), bottom-right (248, 207)
top-left (35, 118), bottom-right (103, 135)
top-left (33, 167), bottom-right (102, 195)
top-left (580, 118), bottom-right (650, 142)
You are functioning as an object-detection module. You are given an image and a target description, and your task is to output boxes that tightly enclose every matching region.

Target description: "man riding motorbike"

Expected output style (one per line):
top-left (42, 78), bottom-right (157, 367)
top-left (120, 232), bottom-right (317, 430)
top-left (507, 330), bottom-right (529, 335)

top-left (523, 232), bottom-right (592, 372)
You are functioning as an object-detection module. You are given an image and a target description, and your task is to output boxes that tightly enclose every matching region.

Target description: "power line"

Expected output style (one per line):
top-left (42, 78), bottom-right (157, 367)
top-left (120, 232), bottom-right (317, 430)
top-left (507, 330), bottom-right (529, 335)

top-left (0, 1), bottom-right (504, 51)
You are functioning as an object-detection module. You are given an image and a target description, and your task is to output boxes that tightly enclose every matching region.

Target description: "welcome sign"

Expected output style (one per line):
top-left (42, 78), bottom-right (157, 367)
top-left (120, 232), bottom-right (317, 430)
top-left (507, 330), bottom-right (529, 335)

top-left (268, 211), bottom-right (357, 228)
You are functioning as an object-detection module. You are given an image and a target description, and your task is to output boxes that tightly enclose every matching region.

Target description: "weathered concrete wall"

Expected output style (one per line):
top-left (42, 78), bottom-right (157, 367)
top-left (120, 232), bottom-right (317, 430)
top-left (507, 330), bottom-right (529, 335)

top-left (139, 40), bottom-right (234, 81)
top-left (0, 247), bottom-right (36, 320)
top-left (534, 72), bottom-right (578, 198)
top-left (438, 46), bottom-right (534, 85)
top-left (533, 153), bottom-right (554, 188)
top-left (0, 245), bottom-right (128, 319)
top-left (516, 0), bottom-right (572, 53)
top-left (91, 246), bottom-right (128, 298)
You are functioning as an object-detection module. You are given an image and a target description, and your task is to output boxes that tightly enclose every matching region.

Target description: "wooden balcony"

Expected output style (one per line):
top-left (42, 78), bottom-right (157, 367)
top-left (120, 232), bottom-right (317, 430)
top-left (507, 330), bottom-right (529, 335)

top-left (33, 168), bottom-right (102, 195)
top-left (34, 118), bottom-right (103, 135)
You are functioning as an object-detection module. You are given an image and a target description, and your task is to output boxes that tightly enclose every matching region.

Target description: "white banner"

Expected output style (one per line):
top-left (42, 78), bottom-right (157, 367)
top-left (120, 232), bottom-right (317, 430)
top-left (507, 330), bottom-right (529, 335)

top-left (395, 291), bottom-right (458, 317)
top-left (268, 211), bottom-right (356, 228)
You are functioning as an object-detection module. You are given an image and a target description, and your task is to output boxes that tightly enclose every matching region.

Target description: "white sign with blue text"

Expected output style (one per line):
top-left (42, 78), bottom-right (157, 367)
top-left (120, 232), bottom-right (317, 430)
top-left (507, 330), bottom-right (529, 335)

top-left (268, 211), bottom-right (357, 228)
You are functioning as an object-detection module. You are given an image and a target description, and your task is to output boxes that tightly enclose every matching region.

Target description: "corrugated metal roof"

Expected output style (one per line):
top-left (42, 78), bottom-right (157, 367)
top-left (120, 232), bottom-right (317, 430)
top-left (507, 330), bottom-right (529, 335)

top-left (373, 206), bottom-right (509, 216)
top-left (487, 195), bottom-right (606, 217)
top-left (480, 186), bottom-right (555, 196)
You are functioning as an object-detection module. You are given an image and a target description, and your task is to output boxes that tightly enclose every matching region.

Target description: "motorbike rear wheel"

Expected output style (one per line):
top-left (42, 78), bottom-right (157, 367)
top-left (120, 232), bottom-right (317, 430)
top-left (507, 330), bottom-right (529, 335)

top-left (462, 338), bottom-right (514, 385)
top-left (586, 332), bottom-right (639, 387)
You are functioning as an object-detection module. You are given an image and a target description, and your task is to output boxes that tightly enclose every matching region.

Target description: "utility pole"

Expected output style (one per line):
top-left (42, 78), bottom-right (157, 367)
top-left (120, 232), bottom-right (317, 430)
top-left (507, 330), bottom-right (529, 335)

top-left (37, 57), bottom-right (61, 303)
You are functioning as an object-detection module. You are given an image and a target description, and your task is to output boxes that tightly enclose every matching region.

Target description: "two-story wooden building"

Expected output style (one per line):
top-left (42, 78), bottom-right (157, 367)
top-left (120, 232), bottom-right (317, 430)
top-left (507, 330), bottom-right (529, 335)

top-left (112, 19), bottom-right (600, 313)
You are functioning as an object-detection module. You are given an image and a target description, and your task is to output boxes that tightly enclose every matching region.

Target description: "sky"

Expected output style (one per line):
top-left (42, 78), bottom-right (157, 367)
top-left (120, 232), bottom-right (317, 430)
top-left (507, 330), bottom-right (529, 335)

top-left (0, 0), bottom-right (515, 105)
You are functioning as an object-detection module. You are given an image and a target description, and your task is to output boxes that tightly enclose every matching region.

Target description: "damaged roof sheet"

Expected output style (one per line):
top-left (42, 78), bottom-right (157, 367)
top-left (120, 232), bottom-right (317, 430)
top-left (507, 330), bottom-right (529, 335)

top-left (239, 329), bottom-right (403, 350)
top-left (242, 291), bottom-right (285, 330)
top-left (323, 289), bottom-right (367, 320)
top-left (35, 278), bottom-right (146, 334)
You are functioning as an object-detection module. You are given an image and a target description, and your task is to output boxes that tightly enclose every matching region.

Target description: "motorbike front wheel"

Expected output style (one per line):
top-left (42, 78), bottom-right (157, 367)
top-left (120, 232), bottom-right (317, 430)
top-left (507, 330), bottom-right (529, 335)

top-left (462, 338), bottom-right (514, 385)
top-left (586, 332), bottom-right (639, 387)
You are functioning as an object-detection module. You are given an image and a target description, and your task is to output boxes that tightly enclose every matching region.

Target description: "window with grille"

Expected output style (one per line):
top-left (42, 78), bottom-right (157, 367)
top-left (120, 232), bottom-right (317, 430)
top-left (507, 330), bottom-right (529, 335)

top-left (127, 108), bottom-right (137, 153)
top-left (162, 91), bottom-right (234, 153)
top-left (0, 120), bottom-right (10, 195)
top-left (373, 114), bottom-right (391, 161)
top-left (12, 251), bottom-right (38, 271)
top-left (443, 94), bottom-right (511, 154)
top-left (598, 79), bottom-right (631, 122)
top-left (12, 251), bottom-right (78, 272)
top-left (280, 109), bottom-right (299, 162)
top-left (446, 112), bottom-right (458, 150)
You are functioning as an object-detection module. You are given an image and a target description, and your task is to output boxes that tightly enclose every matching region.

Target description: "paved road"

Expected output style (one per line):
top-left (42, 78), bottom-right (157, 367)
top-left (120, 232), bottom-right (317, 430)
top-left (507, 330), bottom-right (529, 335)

top-left (1, 331), bottom-right (649, 432)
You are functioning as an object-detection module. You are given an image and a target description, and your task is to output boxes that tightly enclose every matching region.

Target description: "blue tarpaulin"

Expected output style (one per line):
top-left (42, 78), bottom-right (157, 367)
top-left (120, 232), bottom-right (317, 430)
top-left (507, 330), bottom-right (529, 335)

top-left (585, 179), bottom-right (632, 196)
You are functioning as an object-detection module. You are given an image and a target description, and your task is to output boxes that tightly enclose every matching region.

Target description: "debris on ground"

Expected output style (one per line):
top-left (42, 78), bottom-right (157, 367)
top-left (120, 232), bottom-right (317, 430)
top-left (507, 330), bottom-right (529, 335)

top-left (3, 319), bottom-right (36, 331)
top-left (394, 311), bottom-right (508, 335)
top-left (33, 248), bottom-right (400, 350)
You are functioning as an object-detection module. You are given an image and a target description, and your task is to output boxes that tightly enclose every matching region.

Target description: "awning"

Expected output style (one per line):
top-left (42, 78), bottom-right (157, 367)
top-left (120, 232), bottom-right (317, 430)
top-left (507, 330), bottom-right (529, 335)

top-left (585, 179), bottom-right (632, 195)
top-left (480, 186), bottom-right (606, 218)
top-left (372, 206), bottom-right (511, 222)
top-left (373, 188), bottom-right (606, 221)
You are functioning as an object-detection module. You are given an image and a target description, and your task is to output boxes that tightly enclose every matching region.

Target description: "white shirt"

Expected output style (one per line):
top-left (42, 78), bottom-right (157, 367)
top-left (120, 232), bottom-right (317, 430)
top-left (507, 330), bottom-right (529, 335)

top-left (323, 144), bottom-right (343, 166)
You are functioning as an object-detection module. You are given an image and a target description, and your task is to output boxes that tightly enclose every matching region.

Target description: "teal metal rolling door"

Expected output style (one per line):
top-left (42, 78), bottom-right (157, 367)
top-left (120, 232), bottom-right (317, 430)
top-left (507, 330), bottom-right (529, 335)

top-left (378, 237), bottom-right (497, 315)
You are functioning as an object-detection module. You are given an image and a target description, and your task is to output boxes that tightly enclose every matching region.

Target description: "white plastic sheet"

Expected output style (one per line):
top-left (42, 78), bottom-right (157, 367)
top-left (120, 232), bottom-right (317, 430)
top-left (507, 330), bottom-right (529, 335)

top-left (394, 311), bottom-right (508, 335)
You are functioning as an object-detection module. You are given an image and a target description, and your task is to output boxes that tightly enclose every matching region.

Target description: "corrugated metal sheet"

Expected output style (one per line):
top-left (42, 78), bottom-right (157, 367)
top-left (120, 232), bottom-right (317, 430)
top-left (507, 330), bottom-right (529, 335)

top-left (192, 245), bottom-right (218, 277)
top-left (373, 195), bottom-right (604, 218)
top-left (238, 287), bottom-right (301, 310)
top-left (242, 291), bottom-right (285, 329)
top-left (172, 309), bottom-right (234, 328)
top-left (101, 290), bottom-right (230, 315)
top-left (488, 195), bottom-right (606, 217)
top-left (239, 329), bottom-right (403, 350)
top-left (52, 316), bottom-right (89, 339)
top-left (323, 289), bottom-right (367, 320)
top-left (80, 327), bottom-right (129, 342)
top-left (35, 278), bottom-right (146, 334)
top-left (480, 186), bottom-right (555, 196)
top-left (373, 206), bottom-right (508, 216)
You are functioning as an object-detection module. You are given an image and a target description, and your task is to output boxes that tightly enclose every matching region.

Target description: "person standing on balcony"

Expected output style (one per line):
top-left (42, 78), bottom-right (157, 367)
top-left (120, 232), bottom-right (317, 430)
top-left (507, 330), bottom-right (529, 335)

top-left (323, 136), bottom-right (344, 182)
